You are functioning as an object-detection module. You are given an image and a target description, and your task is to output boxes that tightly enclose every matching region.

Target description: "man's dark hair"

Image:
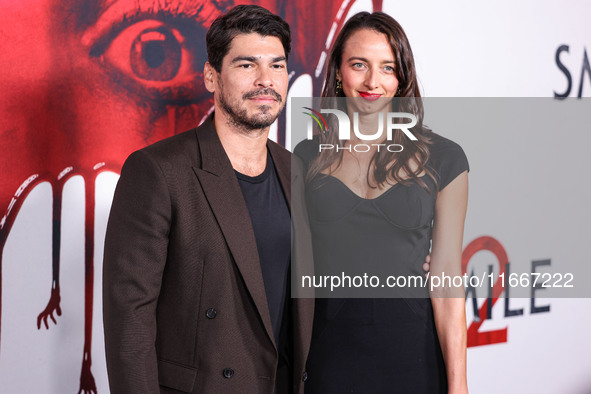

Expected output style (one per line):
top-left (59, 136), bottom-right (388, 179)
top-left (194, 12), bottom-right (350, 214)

top-left (206, 5), bottom-right (291, 72)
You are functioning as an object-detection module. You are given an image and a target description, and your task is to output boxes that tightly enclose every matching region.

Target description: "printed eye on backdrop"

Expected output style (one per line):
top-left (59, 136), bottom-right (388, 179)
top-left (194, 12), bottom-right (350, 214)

top-left (127, 24), bottom-right (183, 82)
top-left (86, 17), bottom-right (208, 104)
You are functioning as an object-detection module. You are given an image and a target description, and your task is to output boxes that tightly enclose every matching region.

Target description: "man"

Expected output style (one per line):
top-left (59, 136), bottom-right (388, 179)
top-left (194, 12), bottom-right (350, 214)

top-left (103, 5), bottom-right (313, 393)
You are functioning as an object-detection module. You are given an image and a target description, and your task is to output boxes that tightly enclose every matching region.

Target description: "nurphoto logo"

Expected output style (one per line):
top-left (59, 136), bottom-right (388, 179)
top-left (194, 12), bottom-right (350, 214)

top-left (303, 107), bottom-right (418, 152)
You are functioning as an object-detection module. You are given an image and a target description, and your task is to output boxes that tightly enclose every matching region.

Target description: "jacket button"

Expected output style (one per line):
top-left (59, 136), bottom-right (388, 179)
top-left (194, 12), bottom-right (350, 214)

top-left (302, 371), bottom-right (308, 382)
top-left (205, 308), bottom-right (217, 319)
top-left (223, 368), bottom-right (234, 379)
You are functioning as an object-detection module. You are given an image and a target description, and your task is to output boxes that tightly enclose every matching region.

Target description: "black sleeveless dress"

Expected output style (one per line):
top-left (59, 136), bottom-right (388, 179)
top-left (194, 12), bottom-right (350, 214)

top-left (294, 133), bottom-right (469, 394)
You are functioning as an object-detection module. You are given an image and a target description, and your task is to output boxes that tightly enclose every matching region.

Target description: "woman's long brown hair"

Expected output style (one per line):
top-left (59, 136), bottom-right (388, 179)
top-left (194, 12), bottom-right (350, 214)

top-left (307, 12), bottom-right (436, 191)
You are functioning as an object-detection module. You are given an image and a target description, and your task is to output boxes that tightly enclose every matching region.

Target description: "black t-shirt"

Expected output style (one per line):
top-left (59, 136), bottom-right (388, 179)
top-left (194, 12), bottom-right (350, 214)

top-left (235, 151), bottom-right (291, 349)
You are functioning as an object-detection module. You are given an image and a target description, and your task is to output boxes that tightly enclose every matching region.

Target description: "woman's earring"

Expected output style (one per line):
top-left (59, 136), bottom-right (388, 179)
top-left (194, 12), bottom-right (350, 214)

top-left (336, 79), bottom-right (343, 96)
top-left (395, 87), bottom-right (402, 97)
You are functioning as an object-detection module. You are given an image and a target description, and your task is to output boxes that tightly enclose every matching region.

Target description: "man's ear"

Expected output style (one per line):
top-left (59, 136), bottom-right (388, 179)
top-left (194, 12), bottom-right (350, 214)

top-left (204, 61), bottom-right (216, 93)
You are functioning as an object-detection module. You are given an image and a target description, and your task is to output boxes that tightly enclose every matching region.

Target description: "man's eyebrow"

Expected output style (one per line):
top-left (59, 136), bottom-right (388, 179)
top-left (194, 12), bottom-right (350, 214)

top-left (230, 56), bottom-right (287, 64)
top-left (231, 56), bottom-right (259, 64)
top-left (272, 56), bottom-right (287, 63)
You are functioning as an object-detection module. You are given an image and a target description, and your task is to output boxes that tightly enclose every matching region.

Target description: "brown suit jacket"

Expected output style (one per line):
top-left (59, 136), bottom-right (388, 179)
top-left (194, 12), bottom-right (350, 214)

top-left (103, 116), bottom-right (314, 393)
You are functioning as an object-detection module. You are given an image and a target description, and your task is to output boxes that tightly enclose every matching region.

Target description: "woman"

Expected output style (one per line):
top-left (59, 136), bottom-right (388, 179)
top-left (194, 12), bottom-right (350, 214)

top-left (295, 12), bottom-right (469, 393)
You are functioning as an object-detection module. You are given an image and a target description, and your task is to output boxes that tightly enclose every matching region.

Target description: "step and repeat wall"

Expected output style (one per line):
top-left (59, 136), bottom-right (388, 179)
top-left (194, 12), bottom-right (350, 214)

top-left (1, 0), bottom-right (590, 392)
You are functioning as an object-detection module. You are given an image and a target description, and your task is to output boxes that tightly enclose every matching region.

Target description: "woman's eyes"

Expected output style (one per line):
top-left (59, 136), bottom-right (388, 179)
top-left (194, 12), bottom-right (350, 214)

top-left (351, 63), bottom-right (395, 72)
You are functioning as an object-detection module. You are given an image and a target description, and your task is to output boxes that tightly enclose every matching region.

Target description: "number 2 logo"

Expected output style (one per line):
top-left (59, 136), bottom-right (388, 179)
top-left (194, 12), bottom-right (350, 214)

top-left (462, 236), bottom-right (508, 347)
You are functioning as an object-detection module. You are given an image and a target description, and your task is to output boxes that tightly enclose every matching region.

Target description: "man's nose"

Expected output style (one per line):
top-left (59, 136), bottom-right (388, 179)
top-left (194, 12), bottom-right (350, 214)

top-left (255, 66), bottom-right (273, 88)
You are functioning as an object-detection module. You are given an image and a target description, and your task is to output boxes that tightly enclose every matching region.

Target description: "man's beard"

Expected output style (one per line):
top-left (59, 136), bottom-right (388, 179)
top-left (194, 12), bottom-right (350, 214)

top-left (219, 83), bottom-right (284, 132)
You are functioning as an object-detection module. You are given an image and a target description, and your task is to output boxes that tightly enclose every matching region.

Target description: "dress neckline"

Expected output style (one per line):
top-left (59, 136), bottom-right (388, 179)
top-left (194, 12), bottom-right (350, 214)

top-left (314, 173), bottom-right (429, 201)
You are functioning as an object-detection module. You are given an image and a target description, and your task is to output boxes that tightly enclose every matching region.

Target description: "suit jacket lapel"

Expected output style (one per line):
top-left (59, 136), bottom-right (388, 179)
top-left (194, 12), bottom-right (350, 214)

top-left (192, 118), bottom-right (276, 350)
